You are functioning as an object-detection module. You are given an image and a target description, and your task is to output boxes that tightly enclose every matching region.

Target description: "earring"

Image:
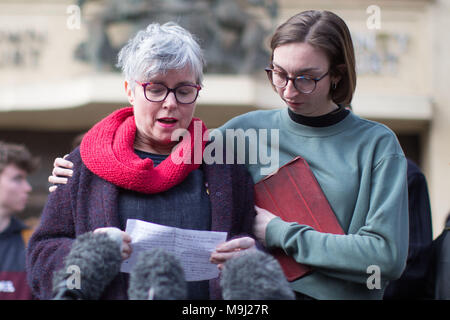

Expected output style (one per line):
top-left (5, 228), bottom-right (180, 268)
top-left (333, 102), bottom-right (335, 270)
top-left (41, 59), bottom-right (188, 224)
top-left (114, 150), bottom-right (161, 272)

top-left (332, 83), bottom-right (337, 90)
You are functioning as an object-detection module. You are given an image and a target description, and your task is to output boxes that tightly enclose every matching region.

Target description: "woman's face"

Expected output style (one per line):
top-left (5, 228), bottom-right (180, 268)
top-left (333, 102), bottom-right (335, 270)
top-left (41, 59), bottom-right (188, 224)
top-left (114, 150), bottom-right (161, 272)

top-left (126, 66), bottom-right (197, 154)
top-left (272, 42), bottom-right (337, 117)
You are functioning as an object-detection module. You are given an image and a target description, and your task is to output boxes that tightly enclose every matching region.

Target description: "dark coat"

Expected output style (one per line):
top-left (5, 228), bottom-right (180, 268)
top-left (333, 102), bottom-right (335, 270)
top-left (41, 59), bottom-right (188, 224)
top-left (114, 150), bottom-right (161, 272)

top-left (26, 147), bottom-right (256, 300)
top-left (383, 159), bottom-right (433, 299)
top-left (427, 217), bottom-right (450, 299)
top-left (0, 218), bottom-right (33, 300)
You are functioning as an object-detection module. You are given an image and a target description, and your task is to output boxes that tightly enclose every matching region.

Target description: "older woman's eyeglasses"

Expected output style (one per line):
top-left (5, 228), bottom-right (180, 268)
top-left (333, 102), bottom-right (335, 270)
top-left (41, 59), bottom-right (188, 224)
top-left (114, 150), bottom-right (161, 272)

top-left (135, 81), bottom-right (201, 104)
top-left (265, 68), bottom-right (329, 94)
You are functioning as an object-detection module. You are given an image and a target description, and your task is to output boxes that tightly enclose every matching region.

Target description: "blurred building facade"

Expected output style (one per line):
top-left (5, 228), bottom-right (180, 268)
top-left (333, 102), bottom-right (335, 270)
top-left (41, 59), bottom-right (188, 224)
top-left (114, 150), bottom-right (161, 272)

top-left (0, 0), bottom-right (449, 237)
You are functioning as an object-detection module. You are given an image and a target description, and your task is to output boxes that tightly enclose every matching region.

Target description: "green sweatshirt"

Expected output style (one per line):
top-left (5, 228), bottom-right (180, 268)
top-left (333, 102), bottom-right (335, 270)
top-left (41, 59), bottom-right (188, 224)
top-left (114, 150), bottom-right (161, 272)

top-left (218, 108), bottom-right (409, 300)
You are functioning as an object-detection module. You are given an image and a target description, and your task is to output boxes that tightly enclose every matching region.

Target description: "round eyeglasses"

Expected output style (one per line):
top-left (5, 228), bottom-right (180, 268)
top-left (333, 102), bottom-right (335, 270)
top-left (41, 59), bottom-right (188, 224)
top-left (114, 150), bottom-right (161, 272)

top-left (265, 68), bottom-right (329, 94)
top-left (135, 81), bottom-right (201, 104)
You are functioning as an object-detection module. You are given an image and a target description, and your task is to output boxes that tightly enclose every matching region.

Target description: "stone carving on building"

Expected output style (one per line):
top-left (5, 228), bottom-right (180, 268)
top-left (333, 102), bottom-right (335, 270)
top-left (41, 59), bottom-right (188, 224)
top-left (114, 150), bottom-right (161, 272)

top-left (0, 29), bottom-right (47, 69)
top-left (75, 0), bottom-right (278, 74)
top-left (353, 31), bottom-right (410, 75)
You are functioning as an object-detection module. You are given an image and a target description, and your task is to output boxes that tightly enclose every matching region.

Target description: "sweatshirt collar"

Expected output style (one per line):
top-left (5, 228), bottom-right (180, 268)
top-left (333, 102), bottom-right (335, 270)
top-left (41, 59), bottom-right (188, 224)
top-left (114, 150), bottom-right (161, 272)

top-left (280, 107), bottom-right (355, 137)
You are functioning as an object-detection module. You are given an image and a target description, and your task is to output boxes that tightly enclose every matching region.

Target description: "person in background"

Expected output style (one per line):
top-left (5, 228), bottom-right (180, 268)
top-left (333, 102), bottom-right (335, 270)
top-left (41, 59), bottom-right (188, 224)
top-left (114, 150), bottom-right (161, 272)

top-left (426, 213), bottom-right (450, 299)
top-left (0, 141), bottom-right (39, 300)
top-left (383, 158), bottom-right (433, 299)
top-left (27, 22), bottom-right (257, 300)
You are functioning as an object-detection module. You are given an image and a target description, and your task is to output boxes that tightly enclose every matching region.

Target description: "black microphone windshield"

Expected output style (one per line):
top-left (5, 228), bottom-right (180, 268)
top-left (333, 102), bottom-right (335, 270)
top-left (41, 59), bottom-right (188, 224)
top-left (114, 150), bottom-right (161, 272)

top-left (220, 249), bottom-right (295, 300)
top-left (52, 232), bottom-right (122, 300)
top-left (128, 248), bottom-right (187, 300)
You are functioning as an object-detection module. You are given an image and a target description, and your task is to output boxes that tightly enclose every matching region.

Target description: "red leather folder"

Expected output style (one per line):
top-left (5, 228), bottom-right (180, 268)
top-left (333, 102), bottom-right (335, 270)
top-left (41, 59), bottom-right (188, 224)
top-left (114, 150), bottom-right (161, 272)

top-left (254, 156), bottom-right (345, 281)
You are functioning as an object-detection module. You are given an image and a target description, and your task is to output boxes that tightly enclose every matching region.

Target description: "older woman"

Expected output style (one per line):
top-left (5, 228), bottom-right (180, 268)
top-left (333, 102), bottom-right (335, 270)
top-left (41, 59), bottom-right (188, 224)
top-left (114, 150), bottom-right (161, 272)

top-left (27, 22), bottom-right (256, 300)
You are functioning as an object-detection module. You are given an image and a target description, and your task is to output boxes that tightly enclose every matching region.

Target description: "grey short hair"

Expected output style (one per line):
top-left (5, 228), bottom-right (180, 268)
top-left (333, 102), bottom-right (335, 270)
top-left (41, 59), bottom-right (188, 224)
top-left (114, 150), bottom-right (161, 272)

top-left (117, 22), bottom-right (205, 89)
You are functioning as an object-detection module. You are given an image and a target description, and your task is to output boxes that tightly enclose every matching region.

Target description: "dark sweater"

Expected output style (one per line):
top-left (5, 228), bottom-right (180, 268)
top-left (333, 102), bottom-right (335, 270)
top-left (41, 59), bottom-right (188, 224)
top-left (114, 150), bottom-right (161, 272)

top-left (118, 150), bottom-right (211, 299)
top-left (26, 147), bottom-right (256, 300)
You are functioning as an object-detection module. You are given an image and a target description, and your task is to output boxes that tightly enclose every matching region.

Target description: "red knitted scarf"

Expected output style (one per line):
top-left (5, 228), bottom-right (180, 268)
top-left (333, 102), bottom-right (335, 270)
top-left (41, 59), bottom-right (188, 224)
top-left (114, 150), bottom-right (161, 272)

top-left (80, 107), bottom-right (208, 194)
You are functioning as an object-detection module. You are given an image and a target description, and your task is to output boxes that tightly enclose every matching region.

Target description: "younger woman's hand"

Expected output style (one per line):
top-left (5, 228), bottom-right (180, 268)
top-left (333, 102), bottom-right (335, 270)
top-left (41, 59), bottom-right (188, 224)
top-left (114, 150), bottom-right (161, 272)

top-left (253, 206), bottom-right (278, 246)
top-left (48, 155), bottom-right (74, 192)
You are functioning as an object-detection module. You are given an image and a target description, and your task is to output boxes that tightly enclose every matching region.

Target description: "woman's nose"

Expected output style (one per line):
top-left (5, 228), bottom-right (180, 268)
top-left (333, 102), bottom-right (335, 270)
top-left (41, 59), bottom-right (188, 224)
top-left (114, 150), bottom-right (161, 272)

top-left (283, 79), bottom-right (299, 99)
top-left (162, 91), bottom-right (178, 109)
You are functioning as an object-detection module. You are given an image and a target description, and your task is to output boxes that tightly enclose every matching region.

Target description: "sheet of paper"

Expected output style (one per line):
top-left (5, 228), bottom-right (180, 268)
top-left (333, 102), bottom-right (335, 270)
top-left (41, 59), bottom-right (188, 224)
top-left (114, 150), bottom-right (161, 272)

top-left (120, 219), bottom-right (228, 281)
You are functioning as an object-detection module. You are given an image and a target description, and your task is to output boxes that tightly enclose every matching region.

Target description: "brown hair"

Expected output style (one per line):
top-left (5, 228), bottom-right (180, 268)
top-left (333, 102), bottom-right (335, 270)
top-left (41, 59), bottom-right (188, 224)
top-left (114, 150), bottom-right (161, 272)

top-left (270, 10), bottom-right (356, 106)
top-left (0, 141), bottom-right (39, 174)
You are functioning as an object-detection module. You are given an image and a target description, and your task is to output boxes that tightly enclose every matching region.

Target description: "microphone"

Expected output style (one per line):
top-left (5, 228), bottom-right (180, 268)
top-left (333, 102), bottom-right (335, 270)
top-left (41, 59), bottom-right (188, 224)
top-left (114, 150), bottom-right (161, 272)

top-left (52, 231), bottom-right (122, 300)
top-left (128, 248), bottom-right (187, 300)
top-left (220, 249), bottom-right (295, 300)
